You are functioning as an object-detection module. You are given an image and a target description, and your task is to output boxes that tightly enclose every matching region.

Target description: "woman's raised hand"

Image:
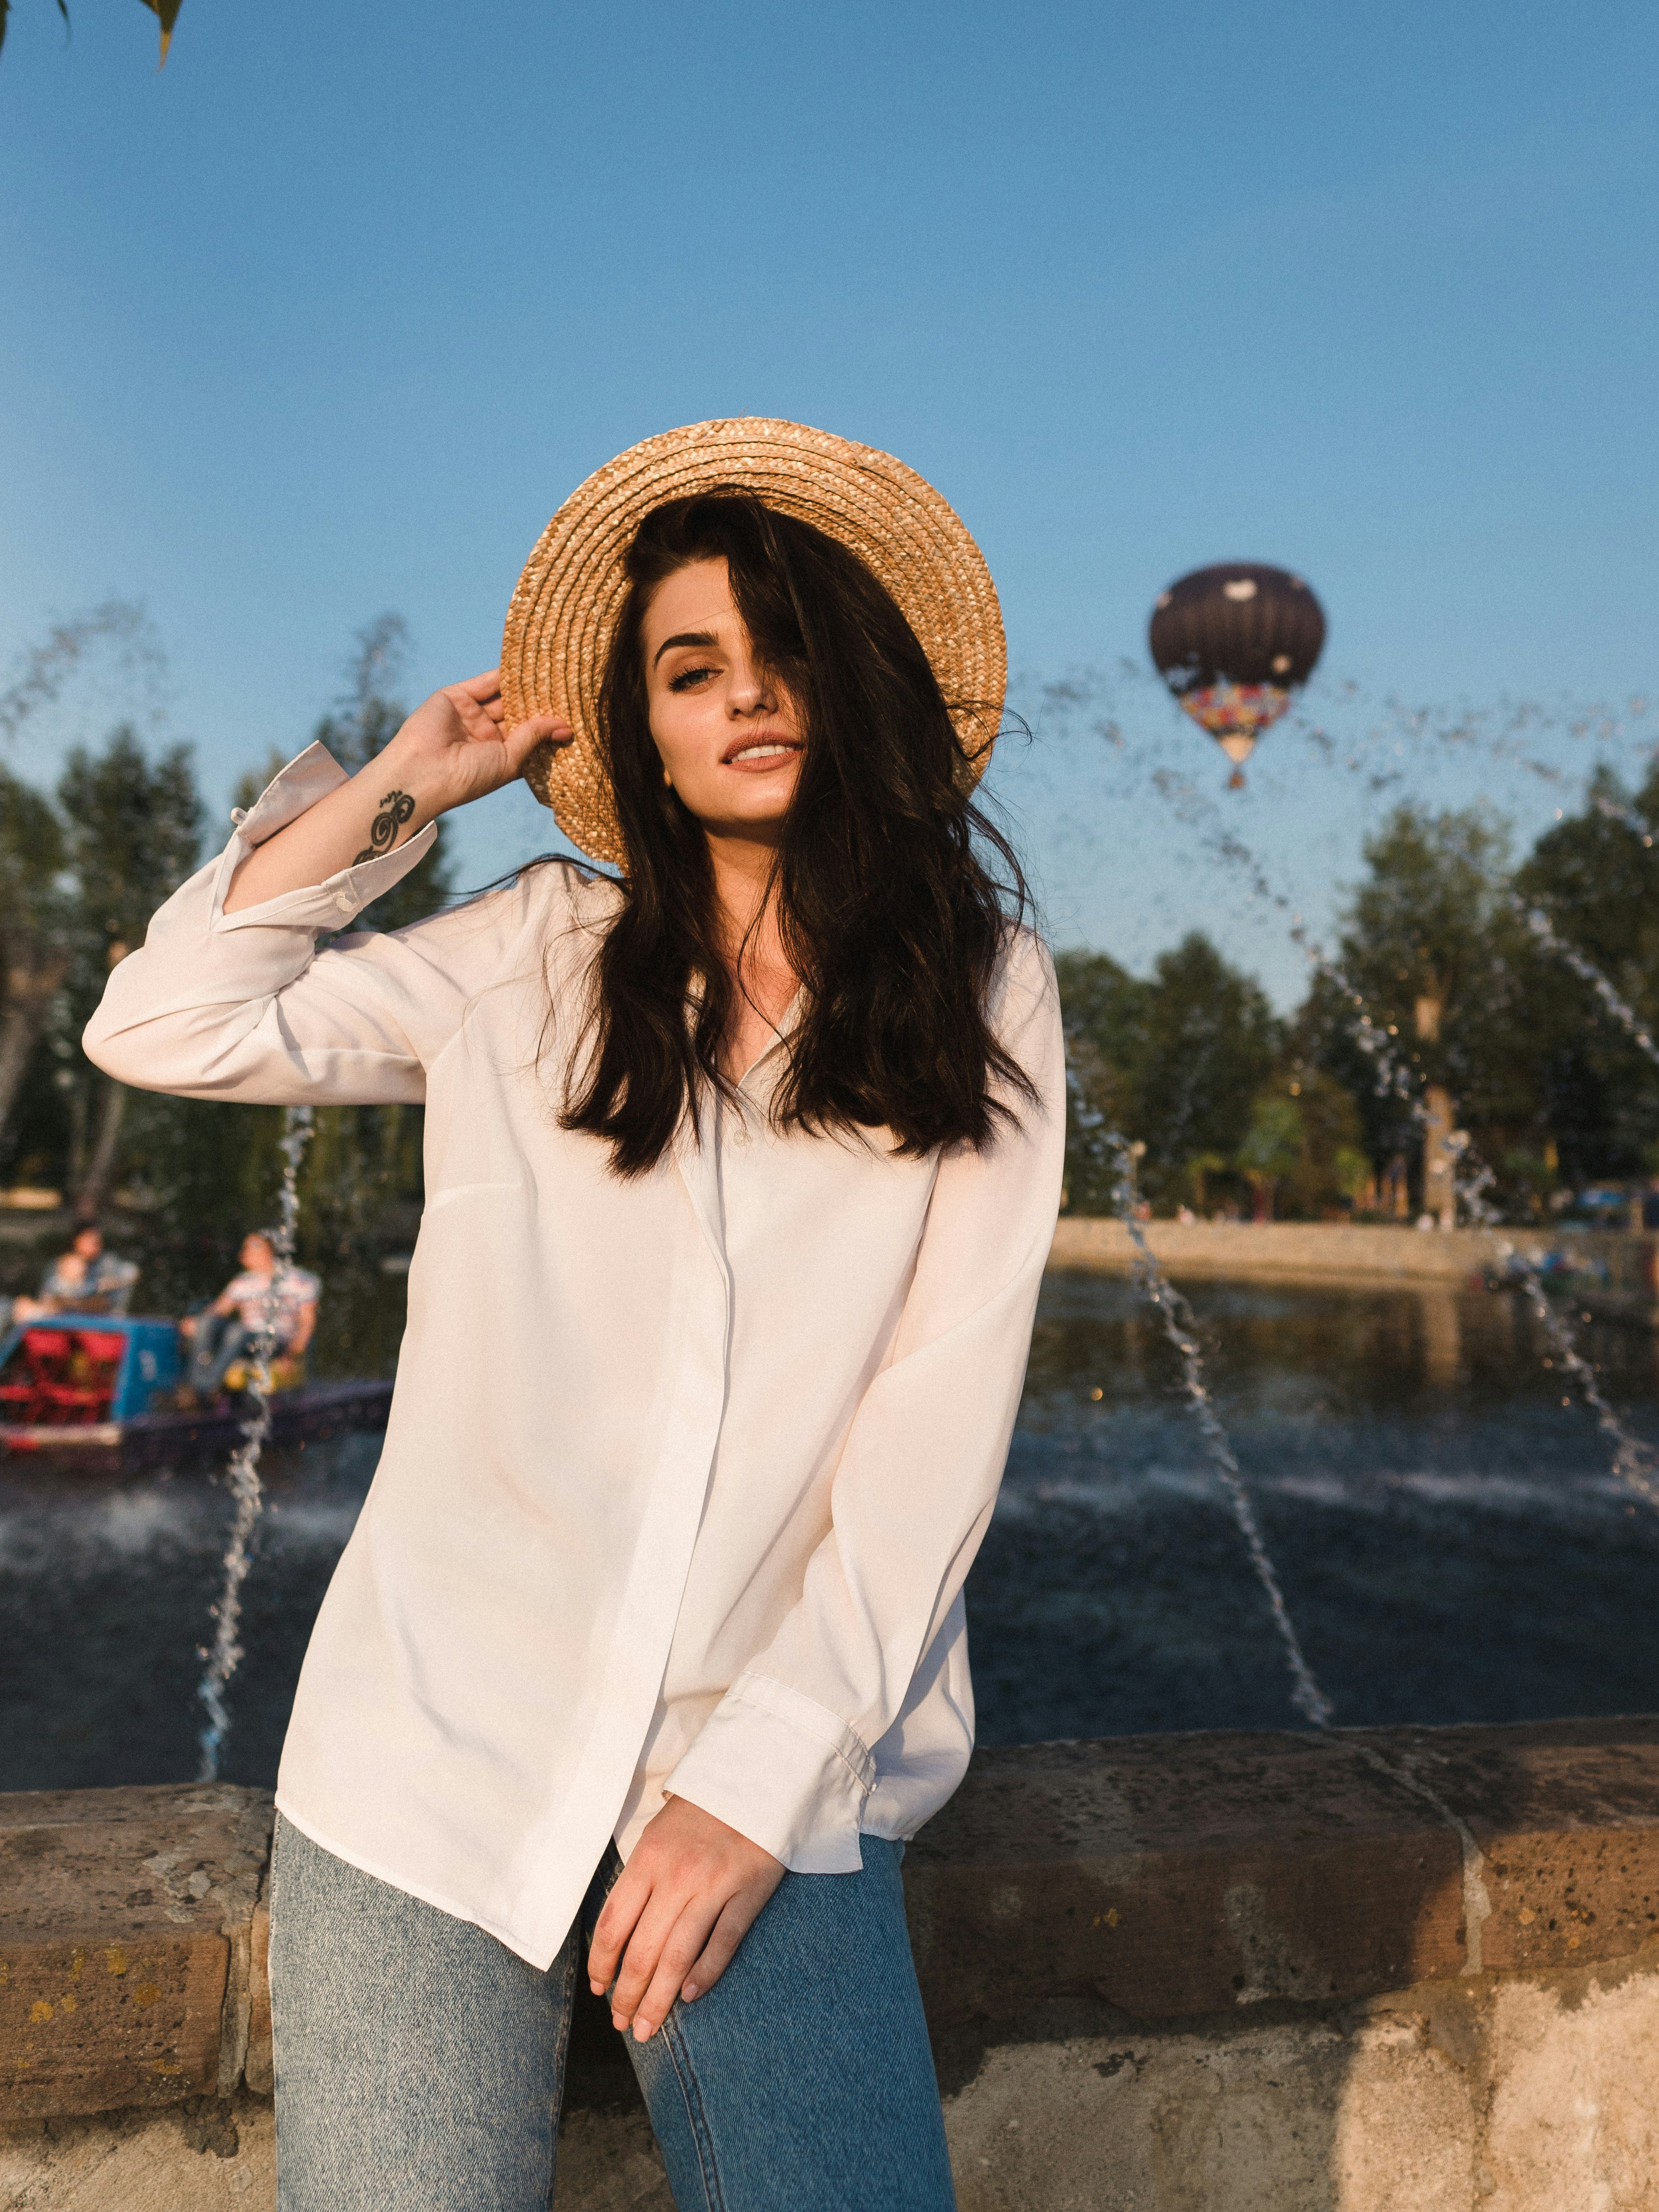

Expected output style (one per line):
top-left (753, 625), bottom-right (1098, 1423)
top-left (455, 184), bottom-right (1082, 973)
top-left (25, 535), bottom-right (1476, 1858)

top-left (222, 670), bottom-right (572, 915)
top-left (377, 670), bottom-right (571, 819)
top-left (587, 1798), bottom-right (784, 2042)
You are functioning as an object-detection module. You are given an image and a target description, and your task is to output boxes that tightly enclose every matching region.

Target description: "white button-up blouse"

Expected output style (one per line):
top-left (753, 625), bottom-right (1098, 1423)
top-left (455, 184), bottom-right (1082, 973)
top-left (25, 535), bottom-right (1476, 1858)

top-left (84, 743), bottom-right (1065, 1969)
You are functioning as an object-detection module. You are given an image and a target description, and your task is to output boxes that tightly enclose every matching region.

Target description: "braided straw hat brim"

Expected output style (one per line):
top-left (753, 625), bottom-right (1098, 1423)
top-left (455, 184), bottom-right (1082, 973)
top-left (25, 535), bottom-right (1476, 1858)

top-left (500, 417), bottom-right (1006, 865)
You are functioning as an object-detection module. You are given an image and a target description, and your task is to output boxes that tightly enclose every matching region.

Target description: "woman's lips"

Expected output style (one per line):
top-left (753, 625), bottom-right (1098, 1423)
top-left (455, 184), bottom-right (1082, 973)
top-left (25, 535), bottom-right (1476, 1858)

top-left (722, 738), bottom-right (803, 770)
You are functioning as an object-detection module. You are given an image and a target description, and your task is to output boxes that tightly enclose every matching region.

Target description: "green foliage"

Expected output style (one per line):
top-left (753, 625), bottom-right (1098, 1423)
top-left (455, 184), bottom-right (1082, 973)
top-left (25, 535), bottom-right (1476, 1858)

top-left (1057, 933), bottom-right (1281, 1214)
top-left (237, 614), bottom-right (455, 935)
top-left (1337, 805), bottom-right (1519, 1092)
top-left (43, 727), bottom-right (204, 1210)
top-left (1134, 935), bottom-right (1280, 1207)
top-left (1295, 805), bottom-right (1537, 1211)
top-left (57, 725), bottom-right (202, 959)
top-left (1297, 786), bottom-right (1659, 1207)
top-left (1237, 1095), bottom-right (1303, 1188)
top-left (1054, 949), bottom-right (1148, 1212)
top-left (1509, 763), bottom-right (1659, 1187)
top-left (0, 614), bottom-right (434, 1311)
top-left (0, 762), bottom-right (67, 900)
top-left (0, 0), bottom-right (179, 64)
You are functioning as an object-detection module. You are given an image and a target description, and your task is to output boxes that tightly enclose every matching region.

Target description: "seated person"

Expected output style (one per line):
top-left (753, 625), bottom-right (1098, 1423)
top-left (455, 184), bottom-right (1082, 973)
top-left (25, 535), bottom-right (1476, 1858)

top-left (11, 1222), bottom-right (140, 1324)
top-left (181, 1231), bottom-right (319, 1400)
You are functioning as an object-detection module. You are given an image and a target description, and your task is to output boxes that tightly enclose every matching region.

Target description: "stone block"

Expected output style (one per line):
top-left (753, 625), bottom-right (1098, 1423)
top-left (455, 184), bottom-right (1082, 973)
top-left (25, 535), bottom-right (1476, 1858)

top-left (0, 1785), bottom-right (272, 2121)
top-left (905, 1721), bottom-right (1659, 2024)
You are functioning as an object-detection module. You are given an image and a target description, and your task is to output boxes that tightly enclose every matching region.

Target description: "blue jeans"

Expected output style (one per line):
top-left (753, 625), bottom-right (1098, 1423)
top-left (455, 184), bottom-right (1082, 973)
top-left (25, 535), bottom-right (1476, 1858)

top-left (267, 1815), bottom-right (956, 2211)
top-left (187, 1312), bottom-right (252, 1398)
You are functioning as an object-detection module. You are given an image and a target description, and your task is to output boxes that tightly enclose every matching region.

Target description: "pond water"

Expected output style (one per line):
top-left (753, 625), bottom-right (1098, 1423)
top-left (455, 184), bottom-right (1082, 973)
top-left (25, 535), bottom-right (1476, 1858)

top-left (6, 1269), bottom-right (1659, 1792)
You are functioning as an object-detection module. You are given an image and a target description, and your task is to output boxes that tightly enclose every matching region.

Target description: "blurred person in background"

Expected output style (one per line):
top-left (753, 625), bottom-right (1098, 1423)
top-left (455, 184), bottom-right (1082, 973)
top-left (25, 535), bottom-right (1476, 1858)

top-left (180, 1229), bottom-right (318, 1401)
top-left (8, 1222), bottom-right (138, 1326)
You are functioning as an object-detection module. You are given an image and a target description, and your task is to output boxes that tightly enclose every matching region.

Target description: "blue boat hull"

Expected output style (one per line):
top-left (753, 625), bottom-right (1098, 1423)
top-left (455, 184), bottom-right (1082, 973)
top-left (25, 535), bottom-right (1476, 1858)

top-left (0, 1314), bottom-right (391, 1464)
top-left (0, 1377), bottom-right (393, 1464)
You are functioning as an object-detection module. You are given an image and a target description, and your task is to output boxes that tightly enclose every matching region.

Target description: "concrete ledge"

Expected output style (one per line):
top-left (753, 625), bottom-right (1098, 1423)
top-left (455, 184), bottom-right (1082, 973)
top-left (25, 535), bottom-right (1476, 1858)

top-left (906, 1719), bottom-right (1659, 2023)
top-left (1048, 1216), bottom-right (1659, 1317)
top-left (6, 1721), bottom-right (1659, 2208)
top-left (1050, 1214), bottom-right (1491, 1282)
top-left (0, 1785), bottom-right (271, 2121)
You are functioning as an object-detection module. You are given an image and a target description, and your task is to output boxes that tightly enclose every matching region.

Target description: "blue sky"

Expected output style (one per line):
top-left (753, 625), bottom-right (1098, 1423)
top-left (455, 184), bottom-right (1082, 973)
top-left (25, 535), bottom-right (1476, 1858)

top-left (2, 0), bottom-right (1655, 1002)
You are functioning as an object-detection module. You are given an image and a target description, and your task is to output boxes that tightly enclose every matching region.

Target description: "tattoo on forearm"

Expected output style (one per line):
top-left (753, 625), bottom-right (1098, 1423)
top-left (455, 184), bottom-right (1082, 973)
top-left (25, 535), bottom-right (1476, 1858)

top-left (354, 790), bottom-right (416, 865)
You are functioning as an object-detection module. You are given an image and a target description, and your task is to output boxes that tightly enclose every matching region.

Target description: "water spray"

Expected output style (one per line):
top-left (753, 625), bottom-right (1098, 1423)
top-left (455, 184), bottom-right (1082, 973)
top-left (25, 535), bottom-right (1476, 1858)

top-left (1064, 1043), bottom-right (1334, 1726)
top-left (1136, 785), bottom-right (1659, 1514)
top-left (1519, 901), bottom-right (1659, 1075)
top-left (1449, 1142), bottom-right (1659, 1515)
top-left (195, 1104), bottom-right (315, 1782)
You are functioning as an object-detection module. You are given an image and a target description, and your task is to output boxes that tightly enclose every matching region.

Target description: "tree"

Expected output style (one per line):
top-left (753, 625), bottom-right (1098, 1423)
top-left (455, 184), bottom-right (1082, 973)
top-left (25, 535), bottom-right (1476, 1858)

top-left (1330, 806), bottom-right (1540, 1210)
top-left (1054, 950), bottom-right (1150, 1213)
top-left (0, 766), bottom-right (69, 1165)
top-left (1238, 1067), bottom-right (1369, 1220)
top-left (1054, 934), bottom-right (1284, 1214)
top-left (233, 614), bottom-right (454, 934)
top-left (1286, 970), bottom-right (1418, 1203)
top-left (1235, 1095), bottom-right (1302, 1221)
top-left (1510, 764), bottom-right (1659, 1187)
top-left (56, 726), bottom-right (202, 1214)
top-left (1133, 934), bottom-right (1280, 1209)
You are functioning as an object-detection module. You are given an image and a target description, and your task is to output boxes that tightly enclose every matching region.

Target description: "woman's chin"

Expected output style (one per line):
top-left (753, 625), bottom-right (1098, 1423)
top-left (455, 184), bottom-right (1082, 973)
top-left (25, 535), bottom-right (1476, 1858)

top-left (688, 787), bottom-right (799, 837)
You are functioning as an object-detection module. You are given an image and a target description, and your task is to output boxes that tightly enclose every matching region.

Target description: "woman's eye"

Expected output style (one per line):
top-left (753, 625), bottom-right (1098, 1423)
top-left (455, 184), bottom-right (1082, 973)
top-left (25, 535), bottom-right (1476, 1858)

top-left (667, 663), bottom-right (718, 694)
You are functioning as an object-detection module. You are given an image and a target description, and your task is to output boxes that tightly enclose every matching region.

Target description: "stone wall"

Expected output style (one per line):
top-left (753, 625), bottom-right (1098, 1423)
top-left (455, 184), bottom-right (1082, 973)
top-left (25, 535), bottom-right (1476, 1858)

top-left (4, 1718), bottom-right (1659, 2209)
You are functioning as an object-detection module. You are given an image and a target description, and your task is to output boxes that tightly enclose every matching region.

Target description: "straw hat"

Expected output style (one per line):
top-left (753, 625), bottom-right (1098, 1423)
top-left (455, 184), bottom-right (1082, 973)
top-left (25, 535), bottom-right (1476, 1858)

top-left (500, 417), bottom-right (1005, 865)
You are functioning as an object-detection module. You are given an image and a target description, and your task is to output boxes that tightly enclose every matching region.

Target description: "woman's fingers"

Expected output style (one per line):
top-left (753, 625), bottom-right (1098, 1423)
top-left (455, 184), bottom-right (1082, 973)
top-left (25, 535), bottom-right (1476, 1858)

top-left (606, 1887), bottom-right (685, 2029)
top-left (502, 711), bottom-right (574, 775)
top-left (680, 1886), bottom-right (768, 2003)
top-left (443, 685), bottom-right (503, 743)
top-left (456, 668), bottom-right (503, 702)
top-left (627, 1896), bottom-right (725, 2040)
top-left (587, 1866), bottom-right (649, 1996)
top-left (588, 1802), bottom-right (786, 2042)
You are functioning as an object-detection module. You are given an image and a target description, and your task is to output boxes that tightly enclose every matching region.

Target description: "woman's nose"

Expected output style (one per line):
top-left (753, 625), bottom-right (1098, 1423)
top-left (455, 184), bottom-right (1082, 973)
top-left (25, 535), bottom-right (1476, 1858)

top-left (727, 656), bottom-right (774, 714)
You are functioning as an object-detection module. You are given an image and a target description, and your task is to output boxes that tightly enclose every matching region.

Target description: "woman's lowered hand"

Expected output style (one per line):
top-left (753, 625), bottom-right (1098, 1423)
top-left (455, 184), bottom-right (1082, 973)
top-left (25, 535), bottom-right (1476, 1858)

top-left (224, 670), bottom-right (570, 914)
top-left (587, 1797), bottom-right (784, 2042)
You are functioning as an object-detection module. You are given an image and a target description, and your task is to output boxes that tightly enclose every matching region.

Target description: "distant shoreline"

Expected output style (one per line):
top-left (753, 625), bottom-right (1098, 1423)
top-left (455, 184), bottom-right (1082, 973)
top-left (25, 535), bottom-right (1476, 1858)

top-left (1048, 1216), bottom-right (1659, 1324)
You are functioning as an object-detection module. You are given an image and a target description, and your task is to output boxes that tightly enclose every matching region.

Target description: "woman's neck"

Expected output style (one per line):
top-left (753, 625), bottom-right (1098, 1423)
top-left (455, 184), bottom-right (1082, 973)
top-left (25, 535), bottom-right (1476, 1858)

top-left (704, 825), bottom-right (797, 1078)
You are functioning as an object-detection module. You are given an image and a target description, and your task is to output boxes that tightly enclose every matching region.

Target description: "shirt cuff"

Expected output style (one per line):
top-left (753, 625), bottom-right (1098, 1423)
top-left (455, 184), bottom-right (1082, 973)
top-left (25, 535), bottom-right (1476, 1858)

top-left (663, 1672), bottom-right (876, 1874)
top-left (208, 741), bottom-right (438, 935)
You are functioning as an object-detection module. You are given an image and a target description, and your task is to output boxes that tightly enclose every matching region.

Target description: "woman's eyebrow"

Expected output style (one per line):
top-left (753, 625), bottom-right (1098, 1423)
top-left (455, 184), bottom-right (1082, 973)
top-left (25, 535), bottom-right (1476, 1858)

top-left (652, 629), bottom-right (718, 668)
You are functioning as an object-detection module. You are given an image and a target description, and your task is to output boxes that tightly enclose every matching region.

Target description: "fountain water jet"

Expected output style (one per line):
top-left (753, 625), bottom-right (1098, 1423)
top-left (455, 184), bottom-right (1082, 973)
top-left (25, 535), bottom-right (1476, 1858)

top-left (1134, 787), bottom-right (1659, 1518)
top-left (1449, 1143), bottom-right (1659, 1515)
top-left (195, 1104), bottom-right (315, 1782)
top-left (1520, 901), bottom-right (1659, 1073)
top-left (1064, 1044), bottom-right (1334, 1726)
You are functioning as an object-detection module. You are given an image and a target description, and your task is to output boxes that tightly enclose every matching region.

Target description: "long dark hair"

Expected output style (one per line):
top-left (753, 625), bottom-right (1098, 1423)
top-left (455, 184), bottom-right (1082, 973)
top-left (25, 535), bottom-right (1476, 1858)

top-left (560, 493), bottom-right (1033, 1175)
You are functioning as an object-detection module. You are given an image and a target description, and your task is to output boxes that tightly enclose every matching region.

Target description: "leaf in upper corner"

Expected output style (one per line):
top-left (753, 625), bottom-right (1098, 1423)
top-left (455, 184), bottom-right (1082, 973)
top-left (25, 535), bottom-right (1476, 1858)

top-left (0, 0), bottom-right (74, 60)
top-left (138, 0), bottom-right (181, 64)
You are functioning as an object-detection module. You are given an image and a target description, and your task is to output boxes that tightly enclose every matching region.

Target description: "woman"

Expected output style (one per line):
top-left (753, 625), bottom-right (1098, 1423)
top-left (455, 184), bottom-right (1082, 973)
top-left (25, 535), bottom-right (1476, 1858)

top-left (86, 419), bottom-right (1064, 2211)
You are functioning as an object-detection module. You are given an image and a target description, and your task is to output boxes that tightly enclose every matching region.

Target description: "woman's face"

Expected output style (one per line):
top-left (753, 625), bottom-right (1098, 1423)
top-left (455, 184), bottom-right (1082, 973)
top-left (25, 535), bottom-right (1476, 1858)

top-left (641, 558), bottom-right (804, 836)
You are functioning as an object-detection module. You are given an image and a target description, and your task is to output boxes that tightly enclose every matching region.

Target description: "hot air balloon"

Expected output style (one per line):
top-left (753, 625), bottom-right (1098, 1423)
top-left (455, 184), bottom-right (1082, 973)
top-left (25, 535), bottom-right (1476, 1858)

top-left (1148, 563), bottom-right (1326, 788)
